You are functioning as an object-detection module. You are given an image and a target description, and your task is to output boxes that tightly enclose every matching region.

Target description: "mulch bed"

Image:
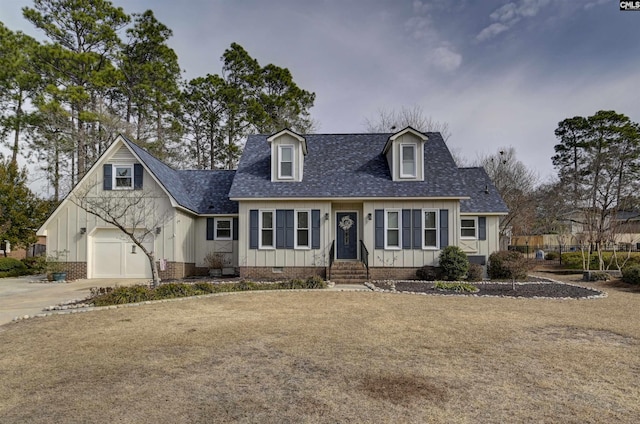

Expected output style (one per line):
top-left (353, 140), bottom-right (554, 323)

top-left (371, 280), bottom-right (604, 299)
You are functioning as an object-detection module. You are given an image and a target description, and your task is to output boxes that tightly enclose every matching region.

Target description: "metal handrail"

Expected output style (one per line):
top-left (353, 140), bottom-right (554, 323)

top-left (328, 240), bottom-right (335, 280)
top-left (359, 239), bottom-right (369, 280)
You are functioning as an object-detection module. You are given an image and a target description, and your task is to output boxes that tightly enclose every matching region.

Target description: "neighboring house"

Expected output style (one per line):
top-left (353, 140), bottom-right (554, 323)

top-left (37, 127), bottom-right (508, 282)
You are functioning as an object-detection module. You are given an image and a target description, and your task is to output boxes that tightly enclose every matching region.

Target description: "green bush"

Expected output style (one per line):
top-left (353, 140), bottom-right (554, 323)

top-left (545, 251), bottom-right (560, 261)
top-left (587, 271), bottom-right (610, 281)
top-left (305, 275), bottom-right (327, 289)
top-left (466, 263), bottom-right (484, 282)
top-left (92, 285), bottom-right (155, 306)
top-left (488, 251), bottom-right (530, 280)
top-left (561, 251), bottom-right (640, 270)
top-left (155, 283), bottom-right (201, 298)
top-left (416, 266), bottom-right (441, 281)
top-left (622, 266), bottom-right (640, 285)
top-left (0, 257), bottom-right (28, 277)
top-left (434, 281), bottom-right (479, 293)
top-left (438, 246), bottom-right (470, 281)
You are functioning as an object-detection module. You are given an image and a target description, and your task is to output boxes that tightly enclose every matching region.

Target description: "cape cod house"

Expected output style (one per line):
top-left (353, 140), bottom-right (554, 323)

top-left (37, 127), bottom-right (508, 282)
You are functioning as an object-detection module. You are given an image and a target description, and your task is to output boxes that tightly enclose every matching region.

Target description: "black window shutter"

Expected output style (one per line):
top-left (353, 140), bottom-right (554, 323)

top-left (439, 209), bottom-right (449, 248)
top-left (103, 164), bottom-right (112, 190)
top-left (412, 209), bottom-right (422, 249)
top-left (249, 210), bottom-right (258, 249)
top-left (275, 210), bottom-right (285, 249)
top-left (311, 210), bottom-right (320, 249)
top-left (402, 209), bottom-right (411, 249)
top-left (233, 217), bottom-right (239, 241)
top-left (478, 217), bottom-right (486, 240)
top-left (206, 218), bottom-right (214, 240)
top-left (285, 210), bottom-right (294, 249)
top-left (133, 163), bottom-right (143, 190)
top-left (375, 209), bottom-right (384, 249)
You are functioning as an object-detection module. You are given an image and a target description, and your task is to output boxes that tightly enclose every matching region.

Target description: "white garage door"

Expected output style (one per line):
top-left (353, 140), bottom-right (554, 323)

top-left (92, 229), bottom-right (153, 278)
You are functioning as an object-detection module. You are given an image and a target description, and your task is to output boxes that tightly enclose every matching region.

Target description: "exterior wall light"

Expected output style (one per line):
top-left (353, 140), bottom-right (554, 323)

top-left (80, 227), bottom-right (87, 234)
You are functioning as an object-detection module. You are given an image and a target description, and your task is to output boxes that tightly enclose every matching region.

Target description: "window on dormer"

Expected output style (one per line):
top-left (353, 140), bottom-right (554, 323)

top-left (279, 145), bottom-right (294, 179)
top-left (400, 144), bottom-right (416, 178)
top-left (114, 165), bottom-right (133, 189)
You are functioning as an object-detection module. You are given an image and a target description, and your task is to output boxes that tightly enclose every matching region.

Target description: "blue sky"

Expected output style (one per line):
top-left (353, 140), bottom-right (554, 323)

top-left (1, 0), bottom-right (638, 189)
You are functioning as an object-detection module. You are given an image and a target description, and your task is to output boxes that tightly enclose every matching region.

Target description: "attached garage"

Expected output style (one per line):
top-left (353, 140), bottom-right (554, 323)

top-left (91, 229), bottom-right (152, 278)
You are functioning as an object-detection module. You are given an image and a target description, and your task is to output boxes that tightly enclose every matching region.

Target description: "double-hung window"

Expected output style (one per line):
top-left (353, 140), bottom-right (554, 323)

top-left (423, 209), bottom-right (438, 249)
top-left (259, 210), bottom-right (275, 248)
top-left (461, 218), bottom-right (477, 239)
top-left (385, 210), bottom-right (401, 249)
top-left (295, 210), bottom-right (310, 248)
top-left (215, 218), bottom-right (232, 240)
top-left (400, 144), bottom-right (417, 178)
top-left (279, 145), bottom-right (294, 179)
top-left (114, 165), bottom-right (133, 189)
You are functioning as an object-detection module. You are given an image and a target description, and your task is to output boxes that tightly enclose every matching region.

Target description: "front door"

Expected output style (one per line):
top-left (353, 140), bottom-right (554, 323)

top-left (336, 212), bottom-right (357, 259)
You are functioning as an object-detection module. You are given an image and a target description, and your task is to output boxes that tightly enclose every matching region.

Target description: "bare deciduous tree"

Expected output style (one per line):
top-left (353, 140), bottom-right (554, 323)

top-left (70, 184), bottom-right (171, 287)
top-left (363, 105), bottom-right (452, 142)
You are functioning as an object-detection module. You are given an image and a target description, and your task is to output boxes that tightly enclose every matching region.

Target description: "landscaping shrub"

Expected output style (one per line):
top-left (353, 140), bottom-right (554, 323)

top-left (466, 263), bottom-right (484, 282)
top-left (92, 285), bottom-right (154, 306)
top-left (434, 281), bottom-right (479, 293)
top-left (0, 257), bottom-right (28, 277)
top-left (305, 275), bottom-right (327, 289)
top-left (587, 271), bottom-right (610, 282)
top-left (488, 251), bottom-right (530, 280)
top-left (622, 266), bottom-right (640, 285)
top-left (416, 266), bottom-right (441, 281)
top-left (438, 246), bottom-right (469, 281)
top-left (560, 251), bottom-right (640, 270)
top-left (545, 251), bottom-right (560, 261)
top-left (155, 283), bottom-right (201, 298)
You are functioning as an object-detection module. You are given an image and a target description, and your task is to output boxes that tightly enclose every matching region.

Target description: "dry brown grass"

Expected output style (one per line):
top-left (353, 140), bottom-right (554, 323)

top-left (1, 276), bottom-right (639, 423)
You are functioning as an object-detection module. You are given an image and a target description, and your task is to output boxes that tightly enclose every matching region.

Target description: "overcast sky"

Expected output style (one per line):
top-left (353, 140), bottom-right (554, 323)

top-left (2, 0), bottom-right (639, 189)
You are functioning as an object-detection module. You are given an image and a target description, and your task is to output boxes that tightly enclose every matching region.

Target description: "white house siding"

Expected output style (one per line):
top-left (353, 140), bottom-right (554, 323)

top-left (40, 141), bottom-right (180, 279)
top-left (458, 215), bottom-right (501, 260)
top-left (194, 217), bottom-right (239, 268)
top-left (363, 199), bottom-right (460, 268)
top-left (174, 210), bottom-right (195, 264)
top-left (385, 132), bottom-right (425, 182)
top-left (269, 133), bottom-right (305, 182)
top-left (238, 201), bottom-right (332, 271)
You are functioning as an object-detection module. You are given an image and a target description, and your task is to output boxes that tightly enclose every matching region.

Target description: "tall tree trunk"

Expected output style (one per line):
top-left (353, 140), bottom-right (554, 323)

top-left (11, 91), bottom-right (23, 165)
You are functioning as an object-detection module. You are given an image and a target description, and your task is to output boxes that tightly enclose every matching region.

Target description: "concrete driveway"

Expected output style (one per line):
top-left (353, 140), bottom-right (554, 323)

top-left (0, 276), bottom-right (149, 326)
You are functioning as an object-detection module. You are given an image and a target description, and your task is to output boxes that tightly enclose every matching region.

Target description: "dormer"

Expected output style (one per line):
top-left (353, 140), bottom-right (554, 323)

top-left (267, 128), bottom-right (307, 182)
top-left (382, 126), bottom-right (428, 182)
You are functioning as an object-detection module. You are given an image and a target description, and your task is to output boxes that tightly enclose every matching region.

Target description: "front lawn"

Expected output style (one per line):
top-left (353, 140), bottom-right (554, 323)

top-left (0, 277), bottom-right (638, 423)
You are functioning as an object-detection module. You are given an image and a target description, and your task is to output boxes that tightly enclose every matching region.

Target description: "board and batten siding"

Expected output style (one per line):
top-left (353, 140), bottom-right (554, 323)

top-left (362, 199), bottom-right (460, 268)
top-left (269, 133), bottom-right (305, 182)
top-left (238, 201), bottom-right (332, 268)
top-left (174, 210), bottom-right (196, 263)
top-left (194, 217), bottom-right (239, 268)
top-left (384, 132), bottom-right (425, 181)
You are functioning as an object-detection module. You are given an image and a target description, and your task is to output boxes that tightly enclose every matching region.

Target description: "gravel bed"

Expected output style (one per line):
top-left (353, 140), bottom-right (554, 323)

top-left (370, 280), bottom-right (604, 299)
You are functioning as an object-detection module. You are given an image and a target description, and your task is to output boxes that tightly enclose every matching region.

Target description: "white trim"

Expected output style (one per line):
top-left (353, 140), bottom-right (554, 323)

top-left (214, 217), bottom-right (233, 241)
top-left (112, 164), bottom-right (134, 190)
top-left (278, 145), bottom-right (294, 179)
top-left (384, 209), bottom-right (401, 250)
top-left (294, 209), bottom-right (311, 249)
top-left (399, 143), bottom-right (417, 178)
top-left (422, 208), bottom-right (439, 250)
top-left (258, 209), bottom-right (275, 249)
top-left (460, 217), bottom-right (478, 240)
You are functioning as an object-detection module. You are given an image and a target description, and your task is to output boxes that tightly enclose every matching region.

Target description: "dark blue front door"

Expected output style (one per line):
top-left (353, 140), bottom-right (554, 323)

top-left (336, 212), bottom-right (357, 259)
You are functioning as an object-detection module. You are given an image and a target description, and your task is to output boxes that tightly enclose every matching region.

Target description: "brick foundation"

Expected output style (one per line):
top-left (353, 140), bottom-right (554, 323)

top-left (368, 267), bottom-right (420, 281)
top-left (240, 266), bottom-right (326, 281)
top-left (64, 262), bottom-right (88, 280)
top-left (158, 262), bottom-right (196, 280)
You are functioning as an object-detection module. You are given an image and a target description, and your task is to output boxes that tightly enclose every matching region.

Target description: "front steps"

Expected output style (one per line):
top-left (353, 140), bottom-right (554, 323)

top-left (329, 261), bottom-right (369, 284)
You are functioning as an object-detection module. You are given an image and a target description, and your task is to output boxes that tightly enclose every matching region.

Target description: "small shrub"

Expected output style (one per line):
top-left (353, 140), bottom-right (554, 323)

top-left (438, 246), bottom-right (469, 281)
top-left (561, 251), bottom-right (640, 270)
top-left (434, 281), bottom-right (479, 293)
top-left (92, 285), bottom-right (154, 306)
top-left (0, 257), bottom-right (28, 277)
top-left (305, 275), bottom-right (327, 289)
top-left (488, 251), bottom-right (530, 280)
top-left (21, 256), bottom-right (47, 274)
top-left (466, 263), bottom-right (484, 282)
top-left (622, 266), bottom-right (640, 285)
top-left (155, 283), bottom-right (201, 298)
top-left (193, 282), bottom-right (217, 293)
top-left (416, 266), bottom-right (441, 281)
top-left (545, 251), bottom-right (560, 261)
top-left (587, 271), bottom-right (610, 282)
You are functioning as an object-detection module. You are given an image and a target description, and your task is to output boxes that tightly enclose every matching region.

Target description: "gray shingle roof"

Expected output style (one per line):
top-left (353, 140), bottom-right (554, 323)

top-left (458, 167), bottom-right (509, 214)
top-left (229, 132), bottom-right (471, 199)
top-left (121, 136), bottom-right (238, 214)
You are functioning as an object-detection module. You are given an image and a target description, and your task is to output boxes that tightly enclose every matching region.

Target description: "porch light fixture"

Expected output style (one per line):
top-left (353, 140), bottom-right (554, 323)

top-left (80, 227), bottom-right (86, 235)
top-left (131, 245), bottom-right (137, 254)
top-left (324, 213), bottom-right (329, 221)
top-left (367, 213), bottom-right (372, 221)
top-left (155, 227), bottom-right (161, 235)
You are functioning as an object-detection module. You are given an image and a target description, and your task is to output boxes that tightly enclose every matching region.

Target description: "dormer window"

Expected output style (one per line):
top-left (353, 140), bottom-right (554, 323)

top-left (279, 145), bottom-right (294, 179)
top-left (400, 144), bottom-right (416, 178)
